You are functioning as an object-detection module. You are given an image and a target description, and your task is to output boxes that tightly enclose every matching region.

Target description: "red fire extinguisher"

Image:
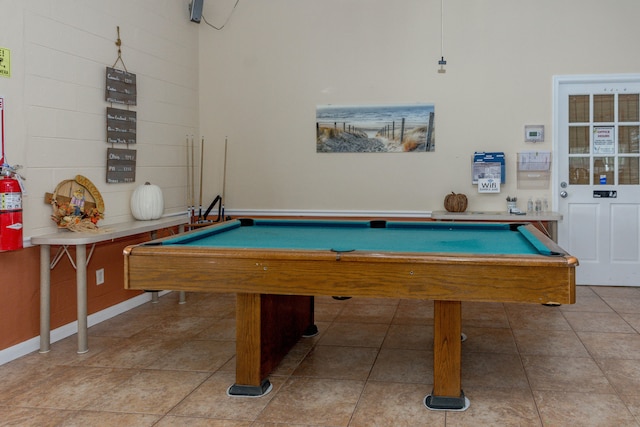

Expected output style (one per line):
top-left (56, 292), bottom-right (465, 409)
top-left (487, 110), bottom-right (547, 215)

top-left (0, 166), bottom-right (23, 251)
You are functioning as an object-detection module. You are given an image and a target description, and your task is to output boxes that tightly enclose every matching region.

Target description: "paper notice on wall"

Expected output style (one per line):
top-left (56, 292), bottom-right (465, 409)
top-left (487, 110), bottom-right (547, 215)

top-left (593, 126), bottom-right (615, 154)
top-left (0, 48), bottom-right (10, 78)
top-left (473, 152), bottom-right (505, 184)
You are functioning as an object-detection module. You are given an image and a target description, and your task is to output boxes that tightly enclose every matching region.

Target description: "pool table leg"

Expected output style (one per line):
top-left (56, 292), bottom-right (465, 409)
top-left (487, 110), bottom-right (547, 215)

top-left (228, 293), bottom-right (272, 397)
top-left (425, 300), bottom-right (468, 411)
top-left (229, 292), bottom-right (315, 397)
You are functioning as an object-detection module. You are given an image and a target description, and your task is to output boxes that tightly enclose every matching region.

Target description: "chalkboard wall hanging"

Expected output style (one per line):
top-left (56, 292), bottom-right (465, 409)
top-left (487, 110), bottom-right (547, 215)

top-left (106, 148), bottom-right (136, 183)
top-left (105, 67), bottom-right (137, 105)
top-left (106, 107), bottom-right (136, 144)
top-left (105, 27), bottom-right (138, 183)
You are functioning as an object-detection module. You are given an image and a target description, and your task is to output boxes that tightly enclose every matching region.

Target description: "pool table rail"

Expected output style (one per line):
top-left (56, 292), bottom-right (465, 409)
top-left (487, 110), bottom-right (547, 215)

top-left (124, 244), bottom-right (576, 305)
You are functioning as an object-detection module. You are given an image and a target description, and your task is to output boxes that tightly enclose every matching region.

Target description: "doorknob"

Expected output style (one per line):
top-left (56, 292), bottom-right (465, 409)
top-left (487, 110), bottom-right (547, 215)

top-left (560, 191), bottom-right (568, 198)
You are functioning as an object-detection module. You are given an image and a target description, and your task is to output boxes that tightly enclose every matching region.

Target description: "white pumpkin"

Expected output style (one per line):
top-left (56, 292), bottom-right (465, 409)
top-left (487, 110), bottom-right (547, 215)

top-left (131, 182), bottom-right (164, 220)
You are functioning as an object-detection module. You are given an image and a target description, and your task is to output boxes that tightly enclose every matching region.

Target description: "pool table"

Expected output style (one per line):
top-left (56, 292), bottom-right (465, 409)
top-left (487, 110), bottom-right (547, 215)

top-left (123, 218), bottom-right (577, 410)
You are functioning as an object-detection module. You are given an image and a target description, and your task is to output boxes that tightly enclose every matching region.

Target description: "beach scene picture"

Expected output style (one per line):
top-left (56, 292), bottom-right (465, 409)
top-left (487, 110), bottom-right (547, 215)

top-left (316, 103), bottom-right (435, 153)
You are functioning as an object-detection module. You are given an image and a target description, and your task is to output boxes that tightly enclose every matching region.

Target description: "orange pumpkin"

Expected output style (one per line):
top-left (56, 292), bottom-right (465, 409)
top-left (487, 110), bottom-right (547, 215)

top-left (444, 192), bottom-right (468, 212)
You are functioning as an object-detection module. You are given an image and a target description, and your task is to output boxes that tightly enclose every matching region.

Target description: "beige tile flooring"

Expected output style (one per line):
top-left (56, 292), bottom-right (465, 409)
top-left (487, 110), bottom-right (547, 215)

top-left (1, 285), bottom-right (640, 426)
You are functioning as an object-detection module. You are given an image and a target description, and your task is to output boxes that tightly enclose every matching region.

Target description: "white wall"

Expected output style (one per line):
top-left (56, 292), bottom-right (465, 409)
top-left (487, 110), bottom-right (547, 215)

top-left (0, 0), bottom-right (199, 238)
top-left (199, 0), bottom-right (640, 215)
top-left (3, 0), bottom-right (640, 239)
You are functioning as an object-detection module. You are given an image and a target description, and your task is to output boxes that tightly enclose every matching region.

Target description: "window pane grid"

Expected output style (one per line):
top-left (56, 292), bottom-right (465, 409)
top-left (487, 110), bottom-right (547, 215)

top-left (568, 92), bottom-right (640, 186)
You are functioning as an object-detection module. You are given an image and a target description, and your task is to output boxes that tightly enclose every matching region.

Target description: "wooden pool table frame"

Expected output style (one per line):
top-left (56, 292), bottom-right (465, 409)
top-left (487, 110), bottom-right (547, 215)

top-left (124, 219), bottom-right (577, 410)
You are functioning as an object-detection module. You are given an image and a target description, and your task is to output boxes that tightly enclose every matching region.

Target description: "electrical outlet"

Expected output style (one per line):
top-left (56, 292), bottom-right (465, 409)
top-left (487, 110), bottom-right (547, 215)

top-left (96, 268), bottom-right (104, 285)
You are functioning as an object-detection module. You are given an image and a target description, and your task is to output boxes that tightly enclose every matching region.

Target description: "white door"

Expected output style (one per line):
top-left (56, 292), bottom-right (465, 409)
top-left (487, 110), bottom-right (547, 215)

top-left (554, 75), bottom-right (640, 287)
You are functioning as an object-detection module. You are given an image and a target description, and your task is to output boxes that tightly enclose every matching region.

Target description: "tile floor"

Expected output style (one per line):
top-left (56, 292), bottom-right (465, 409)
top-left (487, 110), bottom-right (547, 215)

top-left (1, 285), bottom-right (640, 426)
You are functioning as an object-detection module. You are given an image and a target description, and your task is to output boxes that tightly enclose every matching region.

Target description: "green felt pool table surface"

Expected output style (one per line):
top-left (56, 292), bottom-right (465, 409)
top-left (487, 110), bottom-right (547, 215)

top-left (161, 218), bottom-right (557, 256)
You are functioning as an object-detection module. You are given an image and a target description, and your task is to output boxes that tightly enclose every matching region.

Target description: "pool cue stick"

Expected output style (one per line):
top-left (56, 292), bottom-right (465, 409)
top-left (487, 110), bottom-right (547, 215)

top-left (190, 135), bottom-right (195, 222)
top-left (198, 136), bottom-right (205, 222)
top-left (202, 137), bottom-right (228, 222)
top-left (186, 135), bottom-right (192, 221)
top-left (221, 137), bottom-right (228, 220)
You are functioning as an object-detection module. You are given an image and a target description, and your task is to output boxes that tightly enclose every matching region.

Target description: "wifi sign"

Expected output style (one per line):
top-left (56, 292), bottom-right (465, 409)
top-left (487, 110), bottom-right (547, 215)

top-left (478, 178), bottom-right (500, 193)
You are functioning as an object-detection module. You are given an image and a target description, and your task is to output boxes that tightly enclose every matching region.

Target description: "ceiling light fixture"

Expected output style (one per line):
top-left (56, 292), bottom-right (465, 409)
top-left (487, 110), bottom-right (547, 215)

top-left (438, 0), bottom-right (447, 74)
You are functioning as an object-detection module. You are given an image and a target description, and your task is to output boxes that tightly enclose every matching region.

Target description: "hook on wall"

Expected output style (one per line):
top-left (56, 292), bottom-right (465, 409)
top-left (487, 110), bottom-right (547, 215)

top-left (112, 26), bottom-right (128, 72)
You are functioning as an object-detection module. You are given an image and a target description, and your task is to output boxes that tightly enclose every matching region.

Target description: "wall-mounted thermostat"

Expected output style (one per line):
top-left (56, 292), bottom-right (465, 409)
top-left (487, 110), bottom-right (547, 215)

top-left (525, 125), bottom-right (544, 143)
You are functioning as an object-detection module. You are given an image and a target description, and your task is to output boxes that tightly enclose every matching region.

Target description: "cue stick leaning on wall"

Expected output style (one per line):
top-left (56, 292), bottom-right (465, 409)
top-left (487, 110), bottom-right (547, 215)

top-left (201, 137), bottom-right (227, 222)
top-left (190, 135), bottom-right (196, 222)
top-left (221, 137), bottom-right (227, 220)
top-left (186, 135), bottom-right (192, 221)
top-left (197, 137), bottom-right (205, 222)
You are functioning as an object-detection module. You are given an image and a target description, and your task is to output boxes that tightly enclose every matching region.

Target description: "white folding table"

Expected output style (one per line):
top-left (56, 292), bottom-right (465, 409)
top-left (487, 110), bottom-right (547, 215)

top-left (31, 216), bottom-right (187, 354)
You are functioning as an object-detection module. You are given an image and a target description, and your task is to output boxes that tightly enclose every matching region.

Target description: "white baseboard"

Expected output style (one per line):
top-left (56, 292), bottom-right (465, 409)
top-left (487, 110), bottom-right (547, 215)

top-left (225, 208), bottom-right (433, 219)
top-left (0, 290), bottom-right (171, 366)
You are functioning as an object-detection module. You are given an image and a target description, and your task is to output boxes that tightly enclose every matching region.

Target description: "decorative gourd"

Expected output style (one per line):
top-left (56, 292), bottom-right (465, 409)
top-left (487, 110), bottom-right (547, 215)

top-left (131, 182), bottom-right (164, 220)
top-left (444, 192), bottom-right (468, 212)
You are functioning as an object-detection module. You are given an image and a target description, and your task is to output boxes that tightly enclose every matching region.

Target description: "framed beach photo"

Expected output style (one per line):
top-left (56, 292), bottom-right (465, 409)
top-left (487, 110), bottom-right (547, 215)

top-left (316, 103), bottom-right (435, 153)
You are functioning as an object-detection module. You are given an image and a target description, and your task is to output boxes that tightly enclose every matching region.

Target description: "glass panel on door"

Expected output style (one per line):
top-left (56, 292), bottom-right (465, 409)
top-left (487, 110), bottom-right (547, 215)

top-left (594, 94), bottom-right (614, 122)
top-left (569, 95), bottom-right (589, 123)
top-left (593, 157), bottom-right (614, 185)
top-left (618, 94), bottom-right (639, 122)
top-left (619, 157), bottom-right (639, 185)
top-left (569, 157), bottom-right (590, 185)
top-left (619, 125), bottom-right (639, 153)
top-left (569, 126), bottom-right (590, 154)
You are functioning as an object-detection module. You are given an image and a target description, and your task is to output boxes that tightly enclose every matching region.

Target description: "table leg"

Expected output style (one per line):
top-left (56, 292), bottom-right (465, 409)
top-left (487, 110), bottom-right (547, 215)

top-left (549, 221), bottom-right (558, 242)
top-left (149, 230), bottom-right (160, 304)
top-left (76, 244), bottom-right (88, 354)
top-left (177, 225), bottom-right (186, 304)
top-left (425, 300), bottom-right (468, 410)
top-left (229, 293), bottom-right (314, 397)
top-left (39, 244), bottom-right (51, 353)
top-left (228, 293), bottom-right (271, 396)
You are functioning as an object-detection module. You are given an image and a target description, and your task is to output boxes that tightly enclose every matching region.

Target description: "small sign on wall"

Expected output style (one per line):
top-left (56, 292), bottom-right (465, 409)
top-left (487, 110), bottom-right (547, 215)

top-left (106, 107), bottom-right (136, 144)
top-left (106, 148), bottom-right (136, 183)
top-left (105, 67), bottom-right (137, 105)
top-left (0, 47), bottom-right (10, 78)
top-left (477, 178), bottom-right (501, 193)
